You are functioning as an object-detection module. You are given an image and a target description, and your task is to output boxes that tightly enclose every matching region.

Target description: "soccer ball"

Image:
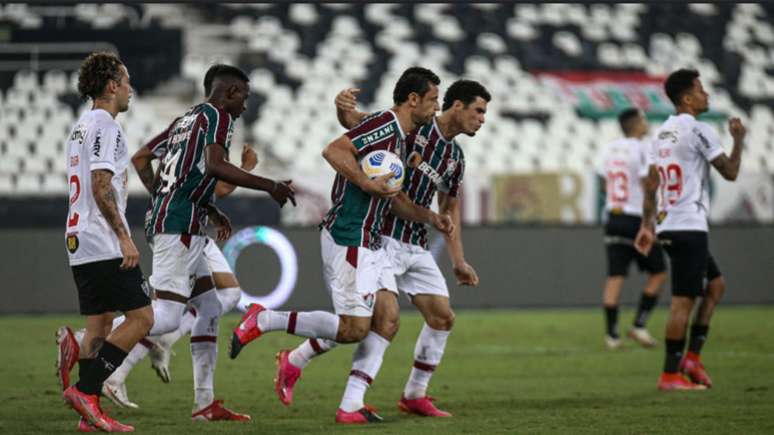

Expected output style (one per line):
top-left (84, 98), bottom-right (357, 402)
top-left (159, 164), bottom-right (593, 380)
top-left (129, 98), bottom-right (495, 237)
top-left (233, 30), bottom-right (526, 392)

top-left (360, 150), bottom-right (404, 190)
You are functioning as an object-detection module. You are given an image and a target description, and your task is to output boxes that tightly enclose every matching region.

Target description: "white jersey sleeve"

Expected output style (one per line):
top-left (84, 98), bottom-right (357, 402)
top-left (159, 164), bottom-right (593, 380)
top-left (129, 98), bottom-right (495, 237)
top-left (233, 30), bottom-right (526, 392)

top-left (89, 122), bottom-right (121, 173)
top-left (691, 122), bottom-right (724, 163)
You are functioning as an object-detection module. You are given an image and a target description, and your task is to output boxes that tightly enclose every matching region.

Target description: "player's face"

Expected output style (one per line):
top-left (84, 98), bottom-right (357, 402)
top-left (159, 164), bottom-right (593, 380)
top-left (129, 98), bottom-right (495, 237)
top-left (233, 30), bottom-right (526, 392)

top-left (115, 65), bottom-right (132, 113)
top-left (226, 80), bottom-right (250, 119)
top-left (413, 83), bottom-right (439, 126)
top-left (633, 112), bottom-right (648, 137)
top-left (686, 78), bottom-right (709, 114)
top-left (458, 97), bottom-right (488, 137)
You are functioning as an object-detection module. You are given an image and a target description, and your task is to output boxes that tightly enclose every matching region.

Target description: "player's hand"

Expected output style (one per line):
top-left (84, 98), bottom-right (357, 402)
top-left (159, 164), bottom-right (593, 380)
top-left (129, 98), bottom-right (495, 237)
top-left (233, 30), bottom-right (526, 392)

top-left (119, 237), bottom-right (140, 270)
top-left (453, 262), bottom-right (479, 286)
top-left (240, 145), bottom-right (258, 172)
top-left (364, 173), bottom-right (401, 198)
top-left (209, 208), bottom-right (232, 241)
top-left (728, 117), bottom-right (746, 142)
top-left (634, 226), bottom-right (655, 256)
top-left (430, 212), bottom-right (454, 236)
top-left (271, 179), bottom-right (297, 207)
top-left (335, 88), bottom-right (360, 112)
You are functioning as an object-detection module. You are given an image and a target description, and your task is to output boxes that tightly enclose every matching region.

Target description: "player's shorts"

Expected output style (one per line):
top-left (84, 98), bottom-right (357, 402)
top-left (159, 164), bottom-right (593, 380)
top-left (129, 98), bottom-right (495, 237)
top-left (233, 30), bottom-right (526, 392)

top-left (149, 233), bottom-right (207, 298)
top-left (604, 213), bottom-right (666, 276)
top-left (657, 230), bottom-right (723, 297)
top-left (202, 237), bottom-right (233, 275)
top-left (379, 236), bottom-right (449, 299)
top-left (71, 258), bottom-right (151, 315)
top-left (321, 229), bottom-right (386, 317)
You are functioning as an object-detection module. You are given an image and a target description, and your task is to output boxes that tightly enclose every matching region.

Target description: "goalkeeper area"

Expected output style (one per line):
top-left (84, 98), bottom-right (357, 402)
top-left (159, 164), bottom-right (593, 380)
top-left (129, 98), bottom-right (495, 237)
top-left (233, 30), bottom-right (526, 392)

top-left (2, 307), bottom-right (772, 434)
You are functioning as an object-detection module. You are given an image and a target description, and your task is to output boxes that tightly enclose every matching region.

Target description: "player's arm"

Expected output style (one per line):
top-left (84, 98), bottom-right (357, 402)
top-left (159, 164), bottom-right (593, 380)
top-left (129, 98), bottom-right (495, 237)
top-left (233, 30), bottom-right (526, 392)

top-left (204, 143), bottom-right (296, 207)
top-left (92, 169), bottom-right (139, 269)
top-left (710, 117), bottom-right (746, 181)
top-left (634, 165), bottom-right (659, 256)
top-left (131, 145), bottom-right (158, 194)
top-left (321, 136), bottom-right (400, 198)
top-left (390, 192), bottom-right (454, 236)
top-left (215, 145), bottom-right (259, 198)
top-left (335, 88), bottom-right (369, 129)
top-left (438, 192), bottom-right (478, 286)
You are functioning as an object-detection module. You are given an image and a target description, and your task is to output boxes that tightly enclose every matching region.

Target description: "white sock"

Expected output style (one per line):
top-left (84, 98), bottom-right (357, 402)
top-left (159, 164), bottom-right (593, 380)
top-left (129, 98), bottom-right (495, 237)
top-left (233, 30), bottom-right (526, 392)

top-left (288, 338), bottom-right (338, 369)
top-left (216, 286), bottom-right (242, 314)
top-left (189, 290), bottom-right (221, 410)
top-left (339, 332), bottom-right (390, 412)
top-left (257, 310), bottom-right (339, 340)
top-left (157, 308), bottom-right (196, 349)
top-left (106, 339), bottom-right (153, 384)
top-left (403, 324), bottom-right (450, 399)
top-left (148, 299), bottom-right (186, 336)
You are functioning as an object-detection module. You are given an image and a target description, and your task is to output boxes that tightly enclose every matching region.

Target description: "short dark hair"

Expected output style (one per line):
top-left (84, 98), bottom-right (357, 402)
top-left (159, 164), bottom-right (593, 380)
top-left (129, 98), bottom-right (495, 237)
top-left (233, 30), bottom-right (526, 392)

top-left (393, 67), bottom-right (440, 104)
top-left (617, 108), bottom-right (642, 134)
top-left (664, 69), bottom-right (700, 107)
top-left (203, 64), bottom-right (249, 96)
top-left (442, 79), bottom-right (491, 111)
top-left (77, 51), bottom-right (124, 100)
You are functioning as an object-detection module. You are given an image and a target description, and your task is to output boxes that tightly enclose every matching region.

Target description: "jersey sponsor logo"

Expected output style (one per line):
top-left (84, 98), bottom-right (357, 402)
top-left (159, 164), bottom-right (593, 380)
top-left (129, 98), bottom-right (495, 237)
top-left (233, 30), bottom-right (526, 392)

top-left (70, 125), bottom-right (87, 144)
top-left (66, 234), bottom-right (79, 253)
top-left (361, 124), bottom-right (395, 146)
top-left (657, 130), bottom-right (678, 143)
top-left (693, 128), bottom-right (710, 149)
top-left (92, 130), bottom-right (102, 157)
top-left (407, 151), bottom-right (443, 186)
top-left (114, 130), bottom-right (124, 157)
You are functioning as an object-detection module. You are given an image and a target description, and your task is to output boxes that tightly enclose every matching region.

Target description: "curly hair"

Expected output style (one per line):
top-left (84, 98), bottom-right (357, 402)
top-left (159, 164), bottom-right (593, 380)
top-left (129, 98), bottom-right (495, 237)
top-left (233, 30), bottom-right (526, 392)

top-left (77, 51), bottom-right (124, 100)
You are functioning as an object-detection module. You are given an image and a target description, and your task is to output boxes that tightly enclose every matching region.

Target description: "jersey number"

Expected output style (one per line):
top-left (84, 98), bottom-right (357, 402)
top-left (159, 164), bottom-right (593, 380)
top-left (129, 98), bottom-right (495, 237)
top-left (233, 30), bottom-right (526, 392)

top-left (606, 171), bottom-right (629, 204)
top-left (67, 175), bottom-right (81, 227)
top-left (159, 148), bottom-right (183, 194)
top-left (657, 164), bottom-right (683, 206)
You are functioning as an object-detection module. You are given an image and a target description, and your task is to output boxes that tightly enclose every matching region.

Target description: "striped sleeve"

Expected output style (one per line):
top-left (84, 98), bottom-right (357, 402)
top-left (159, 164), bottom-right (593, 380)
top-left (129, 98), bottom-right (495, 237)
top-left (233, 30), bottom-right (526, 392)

top-left (144, 117), bottom-right (179, 158)
top-left (447, 147), bottom-right (465, 198)
top-left (345, 111), bottom-right (393, 153)
top-left (202, 104), bottom-right (233, 149)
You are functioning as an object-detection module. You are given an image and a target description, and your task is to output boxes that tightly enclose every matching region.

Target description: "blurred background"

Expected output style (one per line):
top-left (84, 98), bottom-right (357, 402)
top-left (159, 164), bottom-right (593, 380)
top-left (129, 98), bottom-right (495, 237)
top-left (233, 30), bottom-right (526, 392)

top-left (0, 3), bottom-right (772, 313)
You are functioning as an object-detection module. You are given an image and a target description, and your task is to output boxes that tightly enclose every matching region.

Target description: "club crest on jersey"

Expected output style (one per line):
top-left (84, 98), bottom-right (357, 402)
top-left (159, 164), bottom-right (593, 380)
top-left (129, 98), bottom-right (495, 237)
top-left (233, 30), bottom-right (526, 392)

top-left (445, 159), bottom-right (458, 175)
top-left (70, 125), bottom-right (86, 144)
top-left (414, 134), bottom-right (428, 148)
top-left (66, 234), bottom-right (79, 253)
top-left (363, 292), bottom-right (375, 309)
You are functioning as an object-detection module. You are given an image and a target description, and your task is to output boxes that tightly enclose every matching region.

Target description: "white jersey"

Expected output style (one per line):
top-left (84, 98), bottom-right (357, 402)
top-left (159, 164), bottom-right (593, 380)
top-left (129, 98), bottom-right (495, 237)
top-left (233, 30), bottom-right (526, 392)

top-left (648, 113), bottom-right (724, 233)
top-left (65, 109), bottom-right (131, 266)
top-left (597, 137), bottom-right (651, 216)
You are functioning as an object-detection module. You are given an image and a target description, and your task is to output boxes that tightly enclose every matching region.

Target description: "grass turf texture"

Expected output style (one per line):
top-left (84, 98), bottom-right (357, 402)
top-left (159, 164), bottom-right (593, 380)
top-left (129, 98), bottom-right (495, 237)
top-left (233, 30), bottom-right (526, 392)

top-left (0, 307), bottom-right (772, 434)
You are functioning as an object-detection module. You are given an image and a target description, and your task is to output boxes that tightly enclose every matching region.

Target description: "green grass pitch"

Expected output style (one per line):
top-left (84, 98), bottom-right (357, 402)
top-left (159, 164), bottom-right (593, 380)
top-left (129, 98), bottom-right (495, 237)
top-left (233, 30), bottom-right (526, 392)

top-left (1, 307), bottom-right (772, 434)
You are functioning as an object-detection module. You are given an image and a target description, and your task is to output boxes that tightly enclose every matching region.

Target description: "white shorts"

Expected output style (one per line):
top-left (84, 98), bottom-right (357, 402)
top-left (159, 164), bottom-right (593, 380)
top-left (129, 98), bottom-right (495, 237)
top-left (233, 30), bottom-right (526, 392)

top-left (379, 236), bottom-right (449, 299)
top-left (321, 229), bottom-right (387, 317)
top-left (201, 237), bottom-right (233, 276)
top-left (149, 234), bottom-right (208, 298)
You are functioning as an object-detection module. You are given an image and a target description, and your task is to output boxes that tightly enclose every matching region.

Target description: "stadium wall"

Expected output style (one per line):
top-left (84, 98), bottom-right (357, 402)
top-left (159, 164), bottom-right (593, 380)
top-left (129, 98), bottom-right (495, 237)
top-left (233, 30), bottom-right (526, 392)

top-left (1, 226), bottom-right (771, 314)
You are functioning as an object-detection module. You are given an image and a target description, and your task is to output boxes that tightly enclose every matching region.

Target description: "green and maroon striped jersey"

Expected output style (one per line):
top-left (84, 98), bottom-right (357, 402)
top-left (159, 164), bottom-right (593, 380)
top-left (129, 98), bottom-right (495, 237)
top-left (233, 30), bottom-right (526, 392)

top-left (320, 110), bottom-right (407, 249)
top-left (382, 117), bottom-right (465, 249)
top-left (147, 103), bottom-right (233, 236)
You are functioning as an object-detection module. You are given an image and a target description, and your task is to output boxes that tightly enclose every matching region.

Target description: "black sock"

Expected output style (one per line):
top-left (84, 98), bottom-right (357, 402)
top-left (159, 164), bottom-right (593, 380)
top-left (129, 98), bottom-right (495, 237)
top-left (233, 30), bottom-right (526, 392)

top-left (604, 305), bottom-right (619, 338)
top-left (78, 358), bottom-right (93, 383)
top-left (633, 294), bottom-right (658, 328)
top-left (664, 339), bottom-right (686, 373)
top-left (688, 324), bottom-right (709, 355)
top-left (76, 341), bottom-right (127, 395)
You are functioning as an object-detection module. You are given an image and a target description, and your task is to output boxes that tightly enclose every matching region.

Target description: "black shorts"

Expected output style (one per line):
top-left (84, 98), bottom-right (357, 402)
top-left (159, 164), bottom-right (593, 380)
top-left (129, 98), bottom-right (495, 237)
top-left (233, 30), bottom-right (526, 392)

top-left (658, 231), bottom-right (723, 298)
top-left (604, 213), bottom-right (666, 277)
top-left (71, 258), bottom-right (151, 315)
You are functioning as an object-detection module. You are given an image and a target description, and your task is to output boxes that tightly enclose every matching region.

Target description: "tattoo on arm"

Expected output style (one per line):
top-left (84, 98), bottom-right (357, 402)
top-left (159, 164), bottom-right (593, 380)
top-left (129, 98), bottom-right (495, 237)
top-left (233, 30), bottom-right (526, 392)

top-left (641, 166), bottom-right (658, 229)
top-left (92, 170), bottom-right (129, 240)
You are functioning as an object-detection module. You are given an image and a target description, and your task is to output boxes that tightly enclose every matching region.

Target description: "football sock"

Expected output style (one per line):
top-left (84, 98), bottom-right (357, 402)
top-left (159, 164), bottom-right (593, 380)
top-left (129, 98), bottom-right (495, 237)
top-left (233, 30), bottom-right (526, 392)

top-left (189, 290), bottom-right (221, 410)
top-left (633, 294), bottom-right (658, 328)
top-left (76, 341), bottom-right (127, 395)
top-left (404, 324), bottom-right (450, 399)
top-left (339, 332), bottom-right (390, 412)
top-left (687, 324), bottom-right (709, 355)
top-left (604, 305), bottom-right (619, 338)
top-left (289, 338), bottom-right (338, 369)
top-left (663, 338), bottom-right (686, 373)
top-left (148, 299), bottom-right (187, 336)
top-left (216, 286), bottom-right (242, 314)
top-left (257, 310), bottom-right (339, 340)
top-left (78, 358), bottom-right (93, 384)
top-left (106, 339), bottom-right (153, 384)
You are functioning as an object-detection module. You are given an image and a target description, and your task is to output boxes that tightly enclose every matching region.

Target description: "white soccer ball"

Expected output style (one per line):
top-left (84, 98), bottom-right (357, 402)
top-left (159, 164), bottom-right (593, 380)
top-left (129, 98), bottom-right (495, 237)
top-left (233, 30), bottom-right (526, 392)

top-left (360, 150), bottom-right (404, 190)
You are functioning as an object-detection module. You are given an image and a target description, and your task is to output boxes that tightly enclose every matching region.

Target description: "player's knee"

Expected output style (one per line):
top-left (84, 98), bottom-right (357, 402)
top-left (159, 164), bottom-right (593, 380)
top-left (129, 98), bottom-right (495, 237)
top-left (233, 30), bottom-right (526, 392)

top-left (337, 319), bottom-right (370, 343)
top-left (216, 287), bottom-right (242, 315)
top-left (427, 310), bottom-right (455, 331)
top-left (373, 315), bottom-right (400, 340)
top-left (136, 308), bottom-right (155, 334)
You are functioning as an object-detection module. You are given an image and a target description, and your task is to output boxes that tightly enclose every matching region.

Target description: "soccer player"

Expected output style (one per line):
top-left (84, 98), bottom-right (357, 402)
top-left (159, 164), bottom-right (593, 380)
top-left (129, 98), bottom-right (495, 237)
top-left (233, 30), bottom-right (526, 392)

top-left (634, 69), bottom-right (745, 390)
top-left (597, 108), bottom-right (667, 349)
top-left (272, 78), bottom-right (489, 422)
top-left (61, 51), bottom-right (154, 432)
top-left (229, 67), bottom-right (454, 423)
